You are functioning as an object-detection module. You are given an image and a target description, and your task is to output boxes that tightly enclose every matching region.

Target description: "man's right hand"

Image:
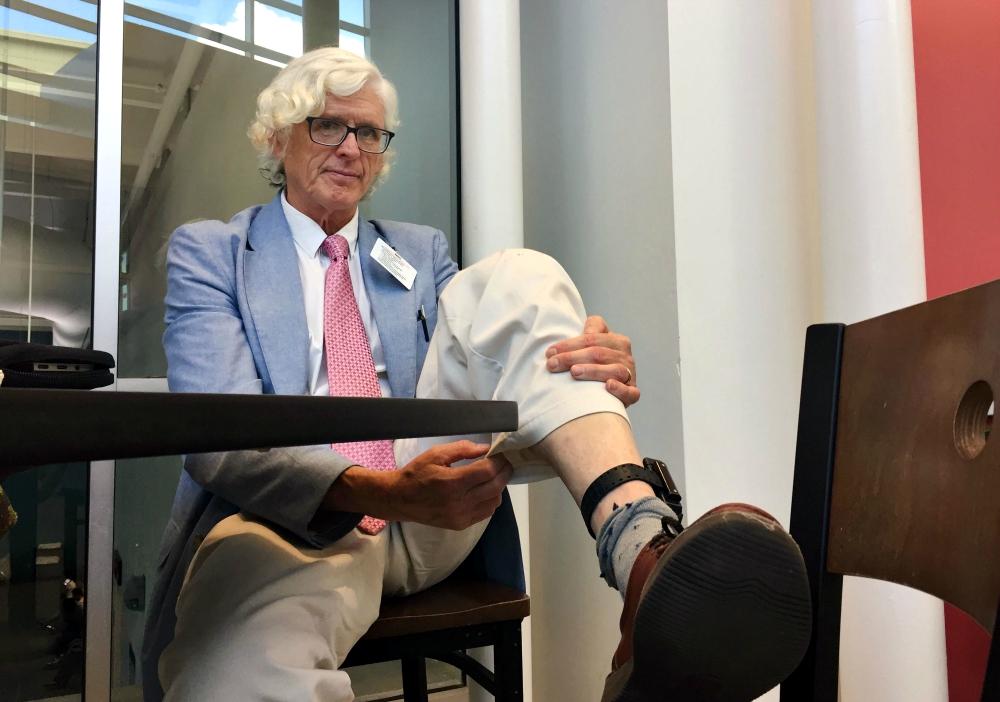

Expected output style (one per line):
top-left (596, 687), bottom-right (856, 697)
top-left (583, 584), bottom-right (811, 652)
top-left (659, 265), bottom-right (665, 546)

top-left (321, 441), bottom-right (513, 531)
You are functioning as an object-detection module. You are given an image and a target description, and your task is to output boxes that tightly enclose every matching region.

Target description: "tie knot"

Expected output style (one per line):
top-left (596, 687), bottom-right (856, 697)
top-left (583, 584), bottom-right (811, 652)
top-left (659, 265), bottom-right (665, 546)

top-left (321, 234), bottom-right (350, 262)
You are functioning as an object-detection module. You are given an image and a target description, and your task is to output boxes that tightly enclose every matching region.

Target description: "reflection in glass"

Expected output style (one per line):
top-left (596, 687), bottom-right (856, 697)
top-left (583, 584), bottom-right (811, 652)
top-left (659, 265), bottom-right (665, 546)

top-left (361, 0), bottom-right (460, 258)
top-left (111, 456), bottom-right (182, 695)
top-left (0, 0), bottom-right (96, 696)
top-left (0, 0), bottom-right (96, 348)
top-left (1, 465), bottom-right (89, 700)
top-left (117, 24), bottom-right (281, 376)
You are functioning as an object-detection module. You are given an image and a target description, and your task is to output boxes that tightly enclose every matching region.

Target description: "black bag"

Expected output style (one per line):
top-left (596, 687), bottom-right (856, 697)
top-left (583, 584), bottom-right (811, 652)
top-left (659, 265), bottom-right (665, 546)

top-left (0, 340), bottom-right (115, 389)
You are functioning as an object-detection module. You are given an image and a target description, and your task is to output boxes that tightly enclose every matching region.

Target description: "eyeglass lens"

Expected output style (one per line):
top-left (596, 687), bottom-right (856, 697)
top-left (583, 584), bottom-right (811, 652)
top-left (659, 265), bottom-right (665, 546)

top-left (311, 119), bottom-right (390, 153)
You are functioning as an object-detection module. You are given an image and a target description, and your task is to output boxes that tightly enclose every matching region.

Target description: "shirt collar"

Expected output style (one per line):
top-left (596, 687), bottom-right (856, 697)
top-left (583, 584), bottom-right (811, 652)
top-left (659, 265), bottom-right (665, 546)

top-left (281, 189), bottom-right (360, 259)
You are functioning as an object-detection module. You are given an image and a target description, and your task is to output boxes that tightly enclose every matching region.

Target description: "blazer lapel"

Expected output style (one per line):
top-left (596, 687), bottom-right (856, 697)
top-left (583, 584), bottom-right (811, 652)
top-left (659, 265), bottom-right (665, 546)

top-left (359, 218), bottom-right (417, 398)
top-left (244, 194), bottom-right (310, 395)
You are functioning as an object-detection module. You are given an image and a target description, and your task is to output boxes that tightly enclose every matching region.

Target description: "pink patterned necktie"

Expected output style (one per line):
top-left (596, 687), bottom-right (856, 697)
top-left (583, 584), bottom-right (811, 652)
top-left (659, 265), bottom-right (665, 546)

top-left (322, 234), bottom-right (396, 535)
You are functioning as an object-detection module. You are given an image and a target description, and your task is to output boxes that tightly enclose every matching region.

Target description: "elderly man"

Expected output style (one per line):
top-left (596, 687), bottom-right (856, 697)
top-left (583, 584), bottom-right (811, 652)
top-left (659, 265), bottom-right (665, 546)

top-left (143, 48), bottom-right (812, 702)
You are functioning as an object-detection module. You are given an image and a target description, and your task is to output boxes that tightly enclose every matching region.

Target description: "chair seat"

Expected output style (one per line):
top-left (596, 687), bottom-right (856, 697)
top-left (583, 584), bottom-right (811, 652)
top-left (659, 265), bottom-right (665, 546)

top-left (362, 579), bottom-right (530, 640)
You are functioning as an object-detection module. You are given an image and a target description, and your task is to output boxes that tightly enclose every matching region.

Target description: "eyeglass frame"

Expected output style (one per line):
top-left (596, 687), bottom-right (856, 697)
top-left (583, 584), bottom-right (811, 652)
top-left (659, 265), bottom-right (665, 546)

top-left (304, 116), bottom-right (396, 154)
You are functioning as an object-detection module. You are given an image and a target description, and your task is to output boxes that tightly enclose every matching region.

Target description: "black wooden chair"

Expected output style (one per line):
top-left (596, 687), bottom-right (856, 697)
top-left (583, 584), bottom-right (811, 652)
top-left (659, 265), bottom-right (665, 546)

top-left (342, 577), bottom-right (529, 701)
top-left (342, 486), bottom-right (530, 702)
top-left (782, 279), bottom-right (1000, 701)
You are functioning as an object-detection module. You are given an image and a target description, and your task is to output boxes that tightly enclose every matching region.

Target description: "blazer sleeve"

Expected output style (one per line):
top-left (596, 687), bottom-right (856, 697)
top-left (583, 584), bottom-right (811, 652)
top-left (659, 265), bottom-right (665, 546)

top-left (163, 223), bottom-right (362, 546)
top-left (432, 229), bottom-right (460, 297)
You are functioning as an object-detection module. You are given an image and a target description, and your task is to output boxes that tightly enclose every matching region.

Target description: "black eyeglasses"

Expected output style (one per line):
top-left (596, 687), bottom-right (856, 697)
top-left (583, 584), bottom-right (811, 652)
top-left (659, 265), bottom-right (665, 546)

top-left (305, 117), bottom-right (395, 154)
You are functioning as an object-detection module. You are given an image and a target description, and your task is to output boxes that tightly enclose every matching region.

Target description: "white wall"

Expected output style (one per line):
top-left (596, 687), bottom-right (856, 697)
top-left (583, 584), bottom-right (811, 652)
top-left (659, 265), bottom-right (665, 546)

top-left (811, 1), bottom-right (947, 699)
top-left (519, 2), bottom-right (683, 700)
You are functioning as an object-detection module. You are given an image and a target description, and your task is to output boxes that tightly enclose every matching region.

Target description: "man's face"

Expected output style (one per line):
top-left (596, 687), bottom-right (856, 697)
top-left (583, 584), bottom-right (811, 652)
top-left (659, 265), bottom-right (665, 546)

top-left (279, 87), bottom-right (386, 219)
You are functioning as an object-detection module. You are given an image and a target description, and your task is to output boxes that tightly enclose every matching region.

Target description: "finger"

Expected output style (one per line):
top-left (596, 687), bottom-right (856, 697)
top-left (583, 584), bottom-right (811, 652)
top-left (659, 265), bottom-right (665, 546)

top-left (567, 362), bottom-right (633, 385)
top-left (466, 490), bottom-right (507, 523)
top-left (547, 346), bottom-right (632, 372)
top-left (442, 480), bottom-right (507, 530)
top-left (546, 332), bottom-right (631, 359)
top-left (607, 379), bottom-right (641, 407)
top-left (449, 455), bottom-right (509, 487)
top-left (464, 461), bottom-right (513, 502)
top-left (421, 440), bottom-right (491, 467)
top-left (466, 495), bottom-right (505, 525)
top-left (583, 315), bottom-right (610, 335)
top-left (546, 333), bottom-right (632, 361)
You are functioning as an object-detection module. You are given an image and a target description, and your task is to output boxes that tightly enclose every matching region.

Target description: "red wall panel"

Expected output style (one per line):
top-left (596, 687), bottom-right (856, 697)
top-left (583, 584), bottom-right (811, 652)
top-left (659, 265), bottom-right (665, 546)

top-left (911, 0), bottom-right (1000, 699)
top-left (913, 0), bottom-right (1000, 298)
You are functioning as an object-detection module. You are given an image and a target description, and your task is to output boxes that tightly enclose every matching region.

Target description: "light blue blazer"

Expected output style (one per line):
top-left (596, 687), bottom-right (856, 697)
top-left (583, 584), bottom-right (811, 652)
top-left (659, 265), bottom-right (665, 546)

top-left (142, 194), bottom-right (524, 701)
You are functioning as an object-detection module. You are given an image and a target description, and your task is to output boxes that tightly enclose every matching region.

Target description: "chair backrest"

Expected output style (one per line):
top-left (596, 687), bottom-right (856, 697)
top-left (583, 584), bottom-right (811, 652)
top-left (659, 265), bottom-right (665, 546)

top-left (782, 279), bottom-right (1000, 702)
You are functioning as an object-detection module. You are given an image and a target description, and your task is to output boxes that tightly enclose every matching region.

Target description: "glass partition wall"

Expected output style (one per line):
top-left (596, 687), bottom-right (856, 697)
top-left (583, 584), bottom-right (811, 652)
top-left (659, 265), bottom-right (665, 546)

top-left (0, 0), bottom-right (462, 699)
top-left (0, 1), bottom-right (97, 699)
top-left (116, 0), bottom-right (461, 378)
top-left (106, 0), bottom-right (462, 701)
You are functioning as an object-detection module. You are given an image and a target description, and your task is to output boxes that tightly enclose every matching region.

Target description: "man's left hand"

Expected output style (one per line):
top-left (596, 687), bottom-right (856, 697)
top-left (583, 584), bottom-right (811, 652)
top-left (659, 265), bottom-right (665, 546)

top-left (545, 315), bottom-right (640, 408)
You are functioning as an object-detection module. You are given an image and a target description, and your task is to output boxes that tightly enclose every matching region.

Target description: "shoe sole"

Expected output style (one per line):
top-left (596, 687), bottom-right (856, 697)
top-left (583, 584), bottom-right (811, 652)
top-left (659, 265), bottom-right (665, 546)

top-left (603, 511), bottom-right (812, 702)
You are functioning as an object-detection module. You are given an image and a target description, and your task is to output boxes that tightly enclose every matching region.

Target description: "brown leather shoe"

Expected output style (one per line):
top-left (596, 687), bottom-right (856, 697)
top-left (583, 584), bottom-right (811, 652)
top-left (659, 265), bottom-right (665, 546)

top-left (600, 504), bottom-right (812, 702)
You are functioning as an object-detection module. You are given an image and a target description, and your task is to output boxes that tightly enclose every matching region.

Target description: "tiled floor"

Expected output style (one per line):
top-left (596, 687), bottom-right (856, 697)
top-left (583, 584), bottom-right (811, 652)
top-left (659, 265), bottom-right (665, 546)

top-left (109, 666), bottom-right (469, 702)
top-left (105, 682), bottom-right (468, 702)
top-left (350, 659), bottom-right (466, 701)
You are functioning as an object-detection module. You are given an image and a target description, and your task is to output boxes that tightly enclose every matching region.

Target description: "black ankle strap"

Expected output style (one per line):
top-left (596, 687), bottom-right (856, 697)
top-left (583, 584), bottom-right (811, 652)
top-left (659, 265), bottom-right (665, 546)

top-left (581, 457), bottom-right (683, 538)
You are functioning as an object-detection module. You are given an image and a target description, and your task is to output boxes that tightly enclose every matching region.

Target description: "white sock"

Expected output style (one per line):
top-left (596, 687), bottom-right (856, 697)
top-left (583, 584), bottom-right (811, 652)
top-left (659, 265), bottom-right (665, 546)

top-left (595, 495), bottom-right (679, 597)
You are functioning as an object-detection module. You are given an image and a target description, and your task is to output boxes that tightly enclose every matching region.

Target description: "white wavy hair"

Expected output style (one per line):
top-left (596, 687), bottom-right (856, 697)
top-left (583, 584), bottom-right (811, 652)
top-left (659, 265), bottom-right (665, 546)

top-left (248, 46), bottom-right (399, 189)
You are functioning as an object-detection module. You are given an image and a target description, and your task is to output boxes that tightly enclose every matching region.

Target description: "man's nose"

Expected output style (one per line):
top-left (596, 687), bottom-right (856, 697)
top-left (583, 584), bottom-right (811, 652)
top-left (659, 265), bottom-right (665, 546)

top-left (335, 132), bottom-right (361, 158)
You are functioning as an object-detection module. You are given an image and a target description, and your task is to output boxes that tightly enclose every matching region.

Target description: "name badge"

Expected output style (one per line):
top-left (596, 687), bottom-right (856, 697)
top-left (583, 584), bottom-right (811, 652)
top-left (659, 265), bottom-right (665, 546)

top-left (371, 238), bottom-right (417, 290)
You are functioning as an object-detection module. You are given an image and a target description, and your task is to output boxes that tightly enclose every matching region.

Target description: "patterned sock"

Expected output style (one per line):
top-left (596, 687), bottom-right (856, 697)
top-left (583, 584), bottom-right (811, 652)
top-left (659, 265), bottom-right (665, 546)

top-left (596, 495), bottom-right (679, 597)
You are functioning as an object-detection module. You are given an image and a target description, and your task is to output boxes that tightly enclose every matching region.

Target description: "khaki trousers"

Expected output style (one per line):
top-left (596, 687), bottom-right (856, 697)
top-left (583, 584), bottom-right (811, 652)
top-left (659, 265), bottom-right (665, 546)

top-left (160, 249), bottom-right (628, 701)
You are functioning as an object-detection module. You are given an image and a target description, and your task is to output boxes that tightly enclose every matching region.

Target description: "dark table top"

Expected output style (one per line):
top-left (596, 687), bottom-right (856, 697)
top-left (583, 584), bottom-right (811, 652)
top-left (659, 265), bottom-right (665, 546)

top-left (0, 389), bottom-right (518, 470)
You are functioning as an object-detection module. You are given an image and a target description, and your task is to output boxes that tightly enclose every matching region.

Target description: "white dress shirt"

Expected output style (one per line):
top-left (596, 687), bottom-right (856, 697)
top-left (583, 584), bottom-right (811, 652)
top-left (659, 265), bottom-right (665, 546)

top-left (281, 191), bottom-right (391, 398)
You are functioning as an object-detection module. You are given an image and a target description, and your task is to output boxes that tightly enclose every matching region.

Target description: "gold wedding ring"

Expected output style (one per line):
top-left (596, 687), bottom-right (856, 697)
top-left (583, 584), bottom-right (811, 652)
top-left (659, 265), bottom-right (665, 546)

top-left (624, 367), bottom-right (633, 386)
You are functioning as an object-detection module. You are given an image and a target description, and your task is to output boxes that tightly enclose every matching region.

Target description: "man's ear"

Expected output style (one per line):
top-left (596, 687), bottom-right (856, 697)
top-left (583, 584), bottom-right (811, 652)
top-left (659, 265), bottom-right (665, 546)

top-left (269, 131), bottom-right (288, 160)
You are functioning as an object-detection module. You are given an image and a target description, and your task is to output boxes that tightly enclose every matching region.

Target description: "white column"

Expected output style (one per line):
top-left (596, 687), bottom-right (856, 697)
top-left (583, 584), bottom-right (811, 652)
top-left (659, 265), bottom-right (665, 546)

top-left (668, 3), bottom-right (822, 699)
top-left (458, 2), bottom-right (530, 700)
top-left (89, 0), bottom-right (124, 699)
top-left (459, 0), bottom-right (524, 263)
top-left (93, 0), bottom-right (123, 367)
top-left (811, 1), bottom-right (948, 700)
top-left (669, 0), bottom-right (822, 525)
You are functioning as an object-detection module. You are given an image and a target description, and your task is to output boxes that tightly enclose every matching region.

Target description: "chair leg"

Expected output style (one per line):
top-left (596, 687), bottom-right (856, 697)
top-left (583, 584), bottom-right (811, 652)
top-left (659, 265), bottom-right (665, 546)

top-left (493, 621), bottom-right (524, 702)
top-left (980, 603), bottom-right (1000, 702)
top-left (401, 656), bottom-right (429, 702)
